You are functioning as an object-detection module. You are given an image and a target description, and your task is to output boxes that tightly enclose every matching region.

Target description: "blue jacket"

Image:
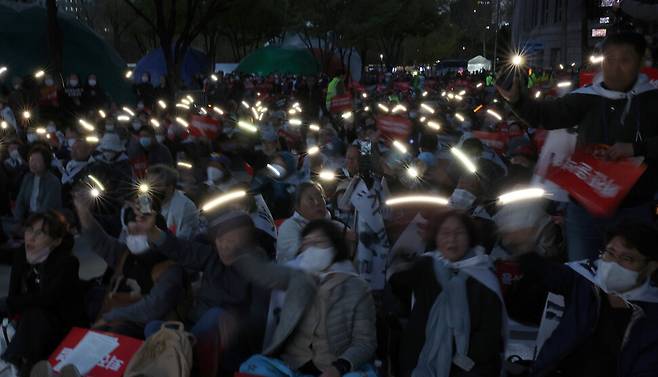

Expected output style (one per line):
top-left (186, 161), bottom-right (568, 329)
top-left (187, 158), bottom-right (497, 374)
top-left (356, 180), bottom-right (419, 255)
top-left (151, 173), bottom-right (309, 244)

top-left (520, 254), bottom-right (658, 377)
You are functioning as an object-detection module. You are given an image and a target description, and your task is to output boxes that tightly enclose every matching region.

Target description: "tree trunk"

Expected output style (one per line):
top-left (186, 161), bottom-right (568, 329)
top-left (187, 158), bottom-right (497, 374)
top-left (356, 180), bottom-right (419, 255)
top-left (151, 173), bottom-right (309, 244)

top-left (46, 0), bottom-right (63, 75)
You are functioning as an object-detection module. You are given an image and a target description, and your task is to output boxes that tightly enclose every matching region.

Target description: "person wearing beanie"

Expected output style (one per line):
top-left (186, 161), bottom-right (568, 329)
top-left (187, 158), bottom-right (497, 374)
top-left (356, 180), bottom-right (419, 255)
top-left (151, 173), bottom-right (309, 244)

top-left (508, 219), bottom-right (658, 377)
top-left (141, 207), bottom-right (270, 377)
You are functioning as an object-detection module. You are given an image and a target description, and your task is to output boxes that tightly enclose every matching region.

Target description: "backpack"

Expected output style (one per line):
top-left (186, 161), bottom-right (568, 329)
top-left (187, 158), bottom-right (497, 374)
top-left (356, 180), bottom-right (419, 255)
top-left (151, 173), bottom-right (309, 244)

top-left (124, 321), bottom-right (195, 377)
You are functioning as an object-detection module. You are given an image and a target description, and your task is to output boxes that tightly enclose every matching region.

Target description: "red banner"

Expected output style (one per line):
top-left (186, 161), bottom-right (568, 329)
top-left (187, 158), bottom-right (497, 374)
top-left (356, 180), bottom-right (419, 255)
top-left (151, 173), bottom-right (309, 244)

top-left (393, 81), bottom-right (411, 92)
top-left (189, 114), bottom-right (222, 140)
top-left (472, 130), bottom-right (508, 154)
top-left (48, 328), bottom-right (143, 377)
top-left (376, 115), bottom-right (413, 141)
top-left (329, 93), bottom-right (352, 113)
top-left (545, 150), bottom-right (646, 216)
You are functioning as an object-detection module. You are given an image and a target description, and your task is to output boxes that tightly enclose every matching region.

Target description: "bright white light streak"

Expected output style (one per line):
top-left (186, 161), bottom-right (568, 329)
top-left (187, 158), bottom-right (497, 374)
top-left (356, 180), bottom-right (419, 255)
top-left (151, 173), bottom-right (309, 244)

top-left (498, 188), bottom-right (545, 205)
top-left (237, 120), bottom-right (258, 133)
top-left (87, 175), bottom-right (105, 191)
top-left (289, 118), bottom-right (303, 126)
top-left (176, 103), bottom-right (190, 110)
top-left (175, 117), bottom-right (189, 127)
top-left (117, 115), bottom-right (130, 122)
top-left (318, 170), bottom-right (335, 181)
top-left (86, 136), bottom-right (99, 144)
top-left (266, 164), bottom-right (282, 177)
top-left (158, 100), bottom-right (167, 109)
top-left (307, 146), bottom-right (320, 155)
top-left (177, 161), bottom-right (193, 169)
top-left (150, 118), bottom-right (160, 128)
top-left (386, 195), bottom-right (449, 206)
top-left (309, 124), bottom-right (320, 132)
top-left (34, 70), bottom-right (45, 78)
top-left (98, 110), bottom-right (106, 118)
top-left (122, 107), bottom-right (135, 116)
top-left (557, 81), bottom-right (572, 88)
top-left (377, 103), bottom-right (389, 112)
top-left (392, 140), bottom-right (408, 154)
top-left (341, 111), bottom-right (353, 119)
top-left (450, 147), bottom-right (477, 173)
top-left (241, 101), bottom-right (250, 109)
top-left (201, 190), bottom-right (247, 212)
top-left (486, 109), bottom-right (502, 121)
top-left (455, 113), bottom-right (465, 122)
top-left (420, 103), bottom-right (435, 114)
top-left (213, 106), bottom-right (224, 115)
top-left (426, 121), bottom-right (441, 130)
top-left (78, 119), bottom-right (95, 131)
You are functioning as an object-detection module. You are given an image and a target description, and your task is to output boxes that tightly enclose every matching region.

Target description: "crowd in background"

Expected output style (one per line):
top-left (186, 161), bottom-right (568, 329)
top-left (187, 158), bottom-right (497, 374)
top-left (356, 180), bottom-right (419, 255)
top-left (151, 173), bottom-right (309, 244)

top-left (0, 30), bottom-right (656, 377)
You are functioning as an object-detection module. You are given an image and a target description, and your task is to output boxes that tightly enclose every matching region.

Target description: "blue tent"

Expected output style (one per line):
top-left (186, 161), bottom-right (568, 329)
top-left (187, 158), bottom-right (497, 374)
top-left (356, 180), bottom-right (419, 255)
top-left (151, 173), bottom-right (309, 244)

top-left (133, 47), bottom-right (209, 87)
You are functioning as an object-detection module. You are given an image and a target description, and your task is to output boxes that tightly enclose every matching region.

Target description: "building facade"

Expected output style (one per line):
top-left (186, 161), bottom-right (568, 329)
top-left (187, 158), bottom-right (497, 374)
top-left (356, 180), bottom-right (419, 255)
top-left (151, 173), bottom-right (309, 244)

top-left (511, 0), bottom-right (609, 69)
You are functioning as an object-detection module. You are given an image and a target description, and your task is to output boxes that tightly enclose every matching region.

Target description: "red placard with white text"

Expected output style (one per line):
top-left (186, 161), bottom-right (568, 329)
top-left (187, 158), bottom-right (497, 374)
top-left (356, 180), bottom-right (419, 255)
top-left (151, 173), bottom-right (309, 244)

top-left (48, 328), bottom-right (143, 377)
top-left (376, 115), bottom-right (413, 141)
top-left (545, 150), bottom-right (646, 216)
top-left (189, 114), bottom-right (222, 140)
top-left (472, 130), bottom-right (508, 154)
top-left (329, 93), bottom-right (352, 113)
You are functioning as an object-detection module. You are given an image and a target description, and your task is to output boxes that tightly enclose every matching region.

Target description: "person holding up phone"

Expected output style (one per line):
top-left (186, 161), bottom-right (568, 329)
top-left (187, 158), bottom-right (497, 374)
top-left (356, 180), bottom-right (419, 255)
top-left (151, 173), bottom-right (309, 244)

top-left (497, 32), bottom-right (658, 262)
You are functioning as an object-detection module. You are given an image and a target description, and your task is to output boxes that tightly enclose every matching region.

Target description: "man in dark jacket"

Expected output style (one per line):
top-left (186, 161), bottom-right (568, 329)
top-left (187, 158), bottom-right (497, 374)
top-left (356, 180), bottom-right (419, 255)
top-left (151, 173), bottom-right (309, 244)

top-left (498, 31), bottom-right (658, 261)
top-left (510, 220), bottom-right (658, 377)
top-left (140, 208), bottom-right (270, 377)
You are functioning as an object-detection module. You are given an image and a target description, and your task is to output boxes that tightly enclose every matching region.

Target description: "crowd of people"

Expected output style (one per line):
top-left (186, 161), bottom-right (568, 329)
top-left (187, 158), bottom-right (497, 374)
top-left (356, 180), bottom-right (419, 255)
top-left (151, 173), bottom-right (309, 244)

top-left (0, 30), bottom-right (657, 377)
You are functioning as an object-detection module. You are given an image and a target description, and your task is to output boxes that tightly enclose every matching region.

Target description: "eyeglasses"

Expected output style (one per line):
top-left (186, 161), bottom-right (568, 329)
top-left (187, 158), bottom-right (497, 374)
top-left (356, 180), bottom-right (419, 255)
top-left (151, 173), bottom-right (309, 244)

top-left (599, 248), bottom-right (647, 266)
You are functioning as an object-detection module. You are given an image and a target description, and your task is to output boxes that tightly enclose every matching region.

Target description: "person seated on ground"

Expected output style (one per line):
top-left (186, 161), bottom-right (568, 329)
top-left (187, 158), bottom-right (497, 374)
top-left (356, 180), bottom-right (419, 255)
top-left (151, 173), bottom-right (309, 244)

top-left (86, 133), bottom-right (133, 217)
top-left (140, 208), bottom-right (270, 377)
top-left (390, 210), bottom-right (504, 377)
top-left (251, 151), bottom-right (300, 220)
top-left (13, 145), bottom-right (62, 227)
top-left (128, 125), bottom-right (174, 172)
top-left (0, 211), bottom-right (86, 376)
top-left (277, 182), bottom-right (333, 263)
top-left (146, 164), bottom-right (199, 240)
top-left (71, 189), bottom-right (185, 338)
top-left (510, 220), bottom-right (658, 377)
top-left (60, 134), bottom-right (95, 208)
top-left (236, 219), bottom-right (378, 377)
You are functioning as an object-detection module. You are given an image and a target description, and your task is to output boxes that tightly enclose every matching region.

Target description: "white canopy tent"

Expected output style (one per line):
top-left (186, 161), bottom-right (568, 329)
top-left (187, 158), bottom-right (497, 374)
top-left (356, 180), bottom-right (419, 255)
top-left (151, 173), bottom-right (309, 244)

top-left (467, 55), bottom-right (492, 73)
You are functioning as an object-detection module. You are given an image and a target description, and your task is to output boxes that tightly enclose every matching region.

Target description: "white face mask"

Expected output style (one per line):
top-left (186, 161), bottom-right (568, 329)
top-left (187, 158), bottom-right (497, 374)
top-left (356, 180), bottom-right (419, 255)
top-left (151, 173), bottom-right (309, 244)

top-left (103, 151), bottom-right (117, 161)
top-left (69, 79), bottom-right (78, 87)
top-left (126, 234), bottom-right (150, 255)
top-left (27, 133), bottom-right (38, 144)
top-left (207, 166), bottom-right (224, 183)
top-left (26, 246), bottom-right (52, 265)
top-left (132, 122), bottom-right (142, 131)
top-left (297, 246), bottom-right (335, 273)
top-left (88, 79), bottom-right (97, 87)
top-left (449, 189), bottom-right (477, 210)
top-left (155, 135), bottom-right (165, 143)
top-left (595, 259), bottom-right (640, 294)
